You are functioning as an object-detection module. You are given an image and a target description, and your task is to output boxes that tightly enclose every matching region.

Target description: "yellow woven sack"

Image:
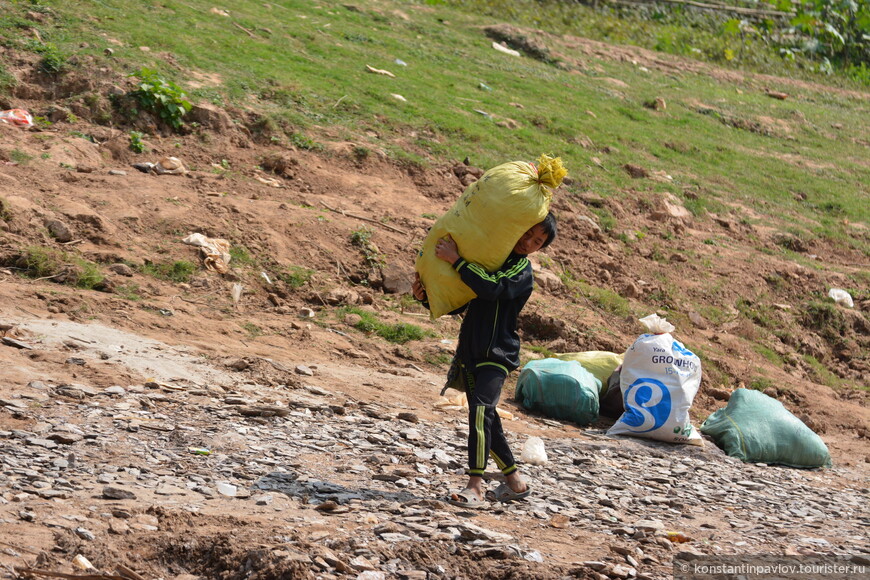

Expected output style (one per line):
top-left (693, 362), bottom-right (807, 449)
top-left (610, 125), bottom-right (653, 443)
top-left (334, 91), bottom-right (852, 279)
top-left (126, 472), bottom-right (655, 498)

top-left (555, 351), bottom-right (625, 393)
top-left (416, 154), bottom-right (566, 319)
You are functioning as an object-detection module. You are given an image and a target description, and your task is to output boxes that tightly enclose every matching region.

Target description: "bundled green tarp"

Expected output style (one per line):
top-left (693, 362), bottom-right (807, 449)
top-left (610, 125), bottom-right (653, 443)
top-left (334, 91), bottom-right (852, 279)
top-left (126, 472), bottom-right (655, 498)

top-left (701, 388), bottom-right (832, 469)
top-left (515, 358), bottom-right (601, 425)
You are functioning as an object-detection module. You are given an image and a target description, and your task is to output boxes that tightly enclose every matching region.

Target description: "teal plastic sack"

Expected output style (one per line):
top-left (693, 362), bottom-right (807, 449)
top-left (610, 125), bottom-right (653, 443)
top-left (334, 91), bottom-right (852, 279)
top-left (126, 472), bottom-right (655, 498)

top-left (700, 388), bottom-right (832, 469)
top-left (515, 359), bottom-right (601, 425)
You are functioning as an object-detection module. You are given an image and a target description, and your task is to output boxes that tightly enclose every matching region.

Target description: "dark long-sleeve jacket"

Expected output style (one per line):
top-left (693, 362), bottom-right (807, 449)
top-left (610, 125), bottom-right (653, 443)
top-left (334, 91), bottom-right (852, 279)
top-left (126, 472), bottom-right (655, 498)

top-left (451, 252), bottom-right (533, 375)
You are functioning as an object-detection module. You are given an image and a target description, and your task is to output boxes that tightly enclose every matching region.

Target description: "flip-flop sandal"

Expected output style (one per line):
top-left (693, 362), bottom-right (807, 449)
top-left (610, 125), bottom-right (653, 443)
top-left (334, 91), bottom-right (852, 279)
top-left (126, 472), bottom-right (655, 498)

top-left (486, 482), bottom-right (531, 503)
top-left (445, 489), bottom-right (488, 509)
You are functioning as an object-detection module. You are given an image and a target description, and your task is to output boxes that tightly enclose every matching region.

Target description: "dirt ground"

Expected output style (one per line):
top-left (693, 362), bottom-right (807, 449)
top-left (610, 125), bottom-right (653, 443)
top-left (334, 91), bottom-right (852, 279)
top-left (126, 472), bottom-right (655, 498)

top-left (0, 25), bottom-right (868, 580)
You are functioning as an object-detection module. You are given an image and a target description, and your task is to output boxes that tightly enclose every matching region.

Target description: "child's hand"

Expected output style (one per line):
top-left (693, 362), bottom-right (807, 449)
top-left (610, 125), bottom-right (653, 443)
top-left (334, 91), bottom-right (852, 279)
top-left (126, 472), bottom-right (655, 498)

top-left (412, 272), bottom-right (427, 301)
top-left (435, 234), bottom-right (460, 264)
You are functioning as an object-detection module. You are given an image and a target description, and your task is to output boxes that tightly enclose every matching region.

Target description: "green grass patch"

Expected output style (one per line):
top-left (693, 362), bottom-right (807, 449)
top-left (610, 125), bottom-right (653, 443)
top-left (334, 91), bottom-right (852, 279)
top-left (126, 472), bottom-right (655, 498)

top-left (802, 354), bottom-right (845, 390)
top-left (141, 260), bottom-right (197, 283)
top-left (340, 306), bottom-right (429, 344)
top-left (0, 197), bottom-right (11, 221)
top-left (277, 265), bottom-right (315, 289)
top-left (754, 344), bottom-right (784, 367)
top-left (115, 283), bottom-right (142, 301)
top-left (229, 245), bottom-right (255, 267)
top-left (14, 246), bottom-right (104, 290)
top-left (526, 344), bottom-right (555, 359)
top-left (748, 376), bottom-right (775, 392)
top-left (801, 299), bottom-right (848, 346)
top-left (241, 322), bottom-right (264, 338)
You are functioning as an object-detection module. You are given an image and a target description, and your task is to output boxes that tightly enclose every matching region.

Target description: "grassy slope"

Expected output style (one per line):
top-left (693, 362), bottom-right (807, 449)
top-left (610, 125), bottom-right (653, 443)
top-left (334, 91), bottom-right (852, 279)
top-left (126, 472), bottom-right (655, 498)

top-left (37, 0), bottom-right (866, 232)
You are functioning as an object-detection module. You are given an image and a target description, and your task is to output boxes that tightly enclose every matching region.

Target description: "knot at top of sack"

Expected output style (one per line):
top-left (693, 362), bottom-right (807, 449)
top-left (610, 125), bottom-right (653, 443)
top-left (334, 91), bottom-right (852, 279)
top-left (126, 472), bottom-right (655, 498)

top-left (533, 154), bottom-right (567, 189)
top-left (639, 313), bottom-right (675, 334)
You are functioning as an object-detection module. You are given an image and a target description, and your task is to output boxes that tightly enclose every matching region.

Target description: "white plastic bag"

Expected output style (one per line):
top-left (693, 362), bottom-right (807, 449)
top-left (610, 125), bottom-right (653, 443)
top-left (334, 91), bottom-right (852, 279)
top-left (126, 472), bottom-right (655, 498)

top-left (520, 436), bottom-right (548, 465)
top-left (607, 315), bottom-right (703, 445)
top-left (828, 288), bottom-right (854, 308)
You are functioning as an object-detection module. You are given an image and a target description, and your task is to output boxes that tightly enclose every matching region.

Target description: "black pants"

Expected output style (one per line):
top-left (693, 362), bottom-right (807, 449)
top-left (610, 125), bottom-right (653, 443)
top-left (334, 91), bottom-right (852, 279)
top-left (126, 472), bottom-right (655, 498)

top-left (466, 365), bottom-right (517, 478)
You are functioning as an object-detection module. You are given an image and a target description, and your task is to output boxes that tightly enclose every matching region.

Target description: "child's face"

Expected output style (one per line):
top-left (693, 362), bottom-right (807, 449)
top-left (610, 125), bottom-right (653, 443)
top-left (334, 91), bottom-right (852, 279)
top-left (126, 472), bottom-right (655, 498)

top-left (513, 223), bottom-right (548, 255)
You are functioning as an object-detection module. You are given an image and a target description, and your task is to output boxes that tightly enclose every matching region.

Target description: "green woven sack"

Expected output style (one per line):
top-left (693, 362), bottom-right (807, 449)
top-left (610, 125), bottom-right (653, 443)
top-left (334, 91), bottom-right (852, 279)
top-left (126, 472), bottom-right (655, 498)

top-left (515, 359), bottom-right (601, 426)
top-left (700, 388), bottom-right (832, 469)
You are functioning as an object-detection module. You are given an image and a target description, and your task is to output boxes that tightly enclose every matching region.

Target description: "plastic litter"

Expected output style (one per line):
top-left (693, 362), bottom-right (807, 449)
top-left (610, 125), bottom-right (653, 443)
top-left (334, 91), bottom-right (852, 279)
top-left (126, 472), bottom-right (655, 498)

top-left (154, 156), bottom-right (187, 175)
top-left (520, 436), bottom-right (548, 465)
top-left (666, 531), bottom-right (692, 543)
top-left (828, 288), bottom-right (854, 308)
top-left (492, 42), bottom-right (520, 57)
top-left (182, 232), bottom-right (232, 273)
top-left (132, 156), bottom-right (188, 175)
top-left (0, 109), bottom-right (34, 128)
top-left (188, 447), bottom-right (210, 455)
top-left (394, 58), bottom-right (407, 66)
top-left (216, 482), bottom-right (237, 497)
top-left (231, 283), bottom-right (243, 305)
top-left (72, 555), bottom-right (96, 571)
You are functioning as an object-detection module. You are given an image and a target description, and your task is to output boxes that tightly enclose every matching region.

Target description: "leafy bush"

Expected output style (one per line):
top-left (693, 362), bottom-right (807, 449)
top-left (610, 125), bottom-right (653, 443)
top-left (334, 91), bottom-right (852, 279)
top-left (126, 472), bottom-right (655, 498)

top-left (128, 68), bottom-right (192, 131)
top-left (129, 131), bottom-right (146, 153)
top-left (24, 40), bottom-right (66, 74)
top-left (785, 0), bottom-right (870, 69)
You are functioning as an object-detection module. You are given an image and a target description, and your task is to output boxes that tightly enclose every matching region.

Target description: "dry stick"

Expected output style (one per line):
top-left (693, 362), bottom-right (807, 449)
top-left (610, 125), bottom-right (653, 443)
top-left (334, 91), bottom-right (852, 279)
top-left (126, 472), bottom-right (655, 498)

top-left (319, 202), bottom-right (408, 235)
top-left (31, 273), bottom-right (64, 282)
top-left (232, 21), bottom-right (256, 38)
top-left (115, 564), bottom-right (148, 580)
top-left (0, 540), bottom-right (40, 555)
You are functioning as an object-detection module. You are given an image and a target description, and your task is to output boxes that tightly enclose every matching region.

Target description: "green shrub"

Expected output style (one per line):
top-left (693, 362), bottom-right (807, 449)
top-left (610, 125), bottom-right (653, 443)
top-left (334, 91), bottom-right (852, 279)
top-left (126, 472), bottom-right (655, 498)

top-left (128, 68), bottom-right (192, 131)
top-left (129, 131), bottom-right (146, 153)
top-left (25, 40), bottom-right (66, 74)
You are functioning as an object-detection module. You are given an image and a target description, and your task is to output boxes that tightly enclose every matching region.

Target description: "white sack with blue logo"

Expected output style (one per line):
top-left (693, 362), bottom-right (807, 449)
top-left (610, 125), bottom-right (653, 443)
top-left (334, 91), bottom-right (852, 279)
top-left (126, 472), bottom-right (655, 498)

top-left (607, 314), bottom-right (703, 446)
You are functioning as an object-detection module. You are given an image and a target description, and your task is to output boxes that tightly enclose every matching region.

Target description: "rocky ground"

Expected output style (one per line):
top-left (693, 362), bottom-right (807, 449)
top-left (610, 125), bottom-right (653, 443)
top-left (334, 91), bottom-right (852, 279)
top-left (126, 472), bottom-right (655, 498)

top-left (0, 25), bottom-right (868, 580)
top-left (0, 313), bottom-right (868, 580)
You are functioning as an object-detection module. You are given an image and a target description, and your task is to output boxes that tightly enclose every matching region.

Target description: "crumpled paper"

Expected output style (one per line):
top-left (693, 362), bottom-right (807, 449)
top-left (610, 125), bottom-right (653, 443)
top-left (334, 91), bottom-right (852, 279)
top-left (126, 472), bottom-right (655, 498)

top-left (182, 233), bottom-right (231, 273)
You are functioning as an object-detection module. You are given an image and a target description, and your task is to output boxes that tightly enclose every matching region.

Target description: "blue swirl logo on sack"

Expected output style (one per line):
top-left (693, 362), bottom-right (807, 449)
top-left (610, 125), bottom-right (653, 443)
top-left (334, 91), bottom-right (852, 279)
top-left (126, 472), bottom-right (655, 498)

top-left (672, 341), bottom-right (694, 357)
top-left (620, 378), bottom-right (672, 433)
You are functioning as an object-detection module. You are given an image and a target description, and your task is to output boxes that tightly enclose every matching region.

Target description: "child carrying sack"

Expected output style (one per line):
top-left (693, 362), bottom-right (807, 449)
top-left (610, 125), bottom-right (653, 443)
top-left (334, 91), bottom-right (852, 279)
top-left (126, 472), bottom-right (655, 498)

top-left (607, 314), bottom-right (703, 445)
top-left (515, 358), bottom-right (600, 426)
top-left (701, 388), bottom-right (832, 468)
top-left (415, 154), bottom-right (566, 319)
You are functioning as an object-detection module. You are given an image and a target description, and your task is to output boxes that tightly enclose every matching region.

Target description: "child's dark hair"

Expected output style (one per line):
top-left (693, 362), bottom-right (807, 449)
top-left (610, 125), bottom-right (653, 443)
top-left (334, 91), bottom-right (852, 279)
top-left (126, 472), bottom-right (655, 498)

top-left (540, 211), bottom-right (557, 248)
